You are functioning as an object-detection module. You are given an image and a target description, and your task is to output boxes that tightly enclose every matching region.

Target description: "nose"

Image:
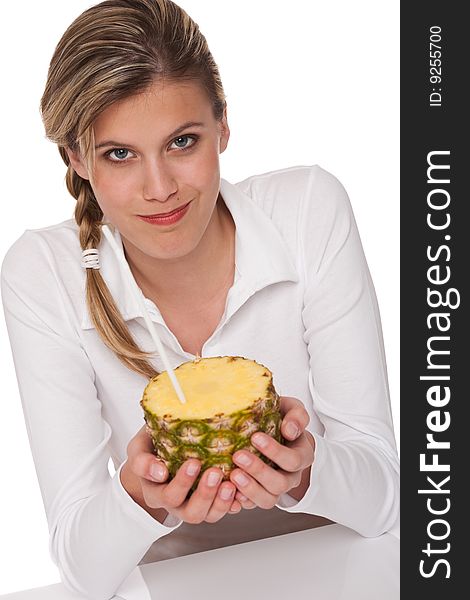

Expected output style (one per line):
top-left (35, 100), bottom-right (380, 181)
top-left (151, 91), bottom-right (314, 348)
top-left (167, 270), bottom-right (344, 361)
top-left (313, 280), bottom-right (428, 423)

top-left (142, 158), bottom-right (178, 203)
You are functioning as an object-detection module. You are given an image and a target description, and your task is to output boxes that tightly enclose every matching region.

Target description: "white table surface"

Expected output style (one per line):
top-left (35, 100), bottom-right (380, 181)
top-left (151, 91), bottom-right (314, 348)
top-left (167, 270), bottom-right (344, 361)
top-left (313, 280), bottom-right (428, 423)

top-left (0, 523), bottom-right (399, 600)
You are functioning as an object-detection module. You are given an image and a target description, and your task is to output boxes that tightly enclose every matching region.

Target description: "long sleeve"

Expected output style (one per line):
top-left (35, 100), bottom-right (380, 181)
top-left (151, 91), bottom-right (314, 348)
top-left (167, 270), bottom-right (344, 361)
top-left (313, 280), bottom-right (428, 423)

top-left (275, 167), bottom-right (399, 537)
top-left (1, 233), bottom-right (182, 600)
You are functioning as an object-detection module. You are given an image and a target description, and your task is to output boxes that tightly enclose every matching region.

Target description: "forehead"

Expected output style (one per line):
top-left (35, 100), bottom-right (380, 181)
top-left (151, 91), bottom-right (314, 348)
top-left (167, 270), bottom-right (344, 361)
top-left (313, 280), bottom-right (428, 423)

top-left (93, 80), bottom-right (214, 139)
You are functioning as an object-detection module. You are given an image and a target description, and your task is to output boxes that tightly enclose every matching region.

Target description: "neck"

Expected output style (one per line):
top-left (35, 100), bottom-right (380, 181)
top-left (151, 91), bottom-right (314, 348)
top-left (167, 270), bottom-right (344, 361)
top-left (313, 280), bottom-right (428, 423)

top-left (121, 195), bottom-right (235, 311)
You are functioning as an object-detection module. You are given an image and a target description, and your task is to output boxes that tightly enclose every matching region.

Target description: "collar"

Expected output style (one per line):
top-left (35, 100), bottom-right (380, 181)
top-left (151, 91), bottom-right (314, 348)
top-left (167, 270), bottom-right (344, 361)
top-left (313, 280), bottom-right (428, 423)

top-left (81, 177), bottom-right (299, 330)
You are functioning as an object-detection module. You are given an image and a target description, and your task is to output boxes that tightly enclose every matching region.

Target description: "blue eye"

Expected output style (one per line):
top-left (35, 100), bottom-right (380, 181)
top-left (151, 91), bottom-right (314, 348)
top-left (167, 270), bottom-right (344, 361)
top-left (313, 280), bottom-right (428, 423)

top-left (108, 148), bottom-right (130, 161)
top-left (171, 135), bottom-right (198, 151)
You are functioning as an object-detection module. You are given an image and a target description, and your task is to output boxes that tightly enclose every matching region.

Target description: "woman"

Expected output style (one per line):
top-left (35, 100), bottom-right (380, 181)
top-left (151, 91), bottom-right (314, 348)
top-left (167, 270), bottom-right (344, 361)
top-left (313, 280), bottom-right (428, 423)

top-left (1, 0), bottom-right (399, 598)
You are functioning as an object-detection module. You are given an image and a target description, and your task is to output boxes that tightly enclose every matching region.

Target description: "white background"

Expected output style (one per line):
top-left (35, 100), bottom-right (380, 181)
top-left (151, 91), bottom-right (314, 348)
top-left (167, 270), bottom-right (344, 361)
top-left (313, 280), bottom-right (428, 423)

top-left (0, 0), bottom-right (399, 595)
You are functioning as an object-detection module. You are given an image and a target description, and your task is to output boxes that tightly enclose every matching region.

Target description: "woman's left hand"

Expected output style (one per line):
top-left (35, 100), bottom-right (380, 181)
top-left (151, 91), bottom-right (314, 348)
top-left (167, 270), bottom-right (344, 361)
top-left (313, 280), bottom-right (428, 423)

top-left (230, 396), bottom-right (315, 510)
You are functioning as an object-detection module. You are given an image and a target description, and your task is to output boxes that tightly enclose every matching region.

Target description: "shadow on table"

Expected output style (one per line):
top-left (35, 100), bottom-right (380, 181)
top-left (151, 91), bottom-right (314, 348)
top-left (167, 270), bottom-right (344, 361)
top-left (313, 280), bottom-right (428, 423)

top-left (139, 506), bottom-right (333, 564)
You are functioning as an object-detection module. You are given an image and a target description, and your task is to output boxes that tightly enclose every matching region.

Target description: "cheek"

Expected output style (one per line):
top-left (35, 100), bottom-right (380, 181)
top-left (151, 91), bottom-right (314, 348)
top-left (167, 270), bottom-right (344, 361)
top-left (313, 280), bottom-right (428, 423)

top-left (92, 169), bottom-right (137, 212)
top-left (184, 146), bottom-right (221, 189)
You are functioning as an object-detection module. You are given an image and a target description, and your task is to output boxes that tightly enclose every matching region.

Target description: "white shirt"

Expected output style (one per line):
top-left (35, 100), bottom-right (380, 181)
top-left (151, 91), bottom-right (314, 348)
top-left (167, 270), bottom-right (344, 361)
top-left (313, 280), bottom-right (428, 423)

top-left (1, 165), bottom-right (399, 600)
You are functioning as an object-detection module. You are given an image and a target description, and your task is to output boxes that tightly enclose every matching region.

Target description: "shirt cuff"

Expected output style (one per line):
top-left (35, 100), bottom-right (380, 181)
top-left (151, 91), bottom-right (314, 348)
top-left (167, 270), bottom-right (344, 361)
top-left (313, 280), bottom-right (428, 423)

top-left (114, 461), bottom-right (183, 532)
top-left (275, 431), bottom-right (327, 513)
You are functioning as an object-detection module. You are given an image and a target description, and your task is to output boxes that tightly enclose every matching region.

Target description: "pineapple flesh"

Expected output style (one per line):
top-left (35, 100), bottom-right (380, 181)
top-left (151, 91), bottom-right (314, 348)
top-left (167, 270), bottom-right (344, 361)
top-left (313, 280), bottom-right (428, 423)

top-left (141, 356), bottom-right (284, 495)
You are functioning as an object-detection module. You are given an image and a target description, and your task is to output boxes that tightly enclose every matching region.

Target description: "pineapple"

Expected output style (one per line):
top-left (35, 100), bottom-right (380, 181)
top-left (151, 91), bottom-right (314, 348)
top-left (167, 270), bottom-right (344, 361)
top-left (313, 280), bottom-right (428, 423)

top-left (141, 356), bottom-right (284, 496)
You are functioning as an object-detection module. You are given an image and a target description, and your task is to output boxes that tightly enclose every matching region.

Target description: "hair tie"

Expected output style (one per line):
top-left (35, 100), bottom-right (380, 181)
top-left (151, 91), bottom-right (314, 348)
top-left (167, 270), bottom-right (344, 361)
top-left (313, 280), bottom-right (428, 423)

top-left (82, 248), bottom-right (100, 270)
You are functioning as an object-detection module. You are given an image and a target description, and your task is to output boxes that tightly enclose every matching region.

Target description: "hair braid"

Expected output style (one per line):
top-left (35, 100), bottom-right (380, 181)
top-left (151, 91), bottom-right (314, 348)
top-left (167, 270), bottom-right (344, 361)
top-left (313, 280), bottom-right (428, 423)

top-left (67, 161), bottom-right (158, 379)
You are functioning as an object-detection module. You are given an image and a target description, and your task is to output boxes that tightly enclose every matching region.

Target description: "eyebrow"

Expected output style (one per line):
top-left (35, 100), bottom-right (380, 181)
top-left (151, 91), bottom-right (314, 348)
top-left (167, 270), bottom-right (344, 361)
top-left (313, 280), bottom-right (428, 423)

top-left (94, 121), bottom-right (206, 149)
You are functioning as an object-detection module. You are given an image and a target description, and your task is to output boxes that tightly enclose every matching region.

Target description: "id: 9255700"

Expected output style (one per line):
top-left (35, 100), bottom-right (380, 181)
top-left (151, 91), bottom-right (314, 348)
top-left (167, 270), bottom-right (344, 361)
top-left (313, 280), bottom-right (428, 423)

top-left (429, 25), bottom-right (442, 107)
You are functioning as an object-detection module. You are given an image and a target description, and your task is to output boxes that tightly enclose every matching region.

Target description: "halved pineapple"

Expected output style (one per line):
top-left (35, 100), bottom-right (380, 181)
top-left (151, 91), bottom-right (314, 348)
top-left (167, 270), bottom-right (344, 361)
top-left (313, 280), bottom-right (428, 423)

top-left (141, 356), bottom-right (284, 495)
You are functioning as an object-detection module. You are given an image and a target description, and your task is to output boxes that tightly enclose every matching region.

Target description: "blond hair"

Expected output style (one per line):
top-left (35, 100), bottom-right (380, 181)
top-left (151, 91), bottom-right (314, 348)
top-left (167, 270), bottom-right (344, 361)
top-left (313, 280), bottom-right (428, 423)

top-left (40, 0), bottom-right (227, 379)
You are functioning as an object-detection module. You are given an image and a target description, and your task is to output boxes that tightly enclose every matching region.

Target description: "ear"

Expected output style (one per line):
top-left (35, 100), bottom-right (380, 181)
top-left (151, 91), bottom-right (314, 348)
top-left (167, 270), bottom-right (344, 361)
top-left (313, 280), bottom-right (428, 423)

top-left (65, 147), bottom-right (90, 181)
top-left (218, 105), bottom-right (230, 154)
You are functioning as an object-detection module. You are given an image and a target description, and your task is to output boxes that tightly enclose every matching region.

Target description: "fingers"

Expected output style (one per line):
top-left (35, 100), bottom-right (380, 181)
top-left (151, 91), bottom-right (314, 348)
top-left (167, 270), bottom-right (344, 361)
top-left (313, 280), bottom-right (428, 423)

top-left (140, 458), bottom-right (198, 509)
top-left (149, 462), bottom-right (223, 524)
top-left (230, 432), bottom-right (313, 503)
top-left (175, 468), bottom-right (249, 523)
top-left (230, 467), bottom-right (280, 509)
top-left (204, 481), bottom-right (238, 522)
top-left (228, 499), bottom-right (242, 515)
top-left (161, 460), bottom-right (204, 508)
top-left (229, 499), bottom-right (243, 514)
top-left (250, 430), bottom-right (314, 473)
top-left (230, 460), bottom-right (302, 509)
top-left (235, 492), bottom-right (257, 510)
top-left (127, 424), bottom-right (169, 483)
top-left (279, 396), bottom-right (310, 441)
top-left (141, 459), bottom-right (245, 524)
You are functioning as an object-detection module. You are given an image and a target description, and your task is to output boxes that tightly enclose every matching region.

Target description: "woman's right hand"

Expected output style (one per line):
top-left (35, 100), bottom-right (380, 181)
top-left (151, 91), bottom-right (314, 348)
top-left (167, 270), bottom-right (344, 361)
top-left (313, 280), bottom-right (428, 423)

top-left (122, 425), bottom-right (251, 524)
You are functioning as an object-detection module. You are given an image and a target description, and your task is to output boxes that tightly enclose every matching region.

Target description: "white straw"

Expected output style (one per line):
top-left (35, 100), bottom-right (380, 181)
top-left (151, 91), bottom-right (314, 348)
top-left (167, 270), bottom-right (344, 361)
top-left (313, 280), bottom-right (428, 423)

top-left (101, 224), bottom-right (187, 404)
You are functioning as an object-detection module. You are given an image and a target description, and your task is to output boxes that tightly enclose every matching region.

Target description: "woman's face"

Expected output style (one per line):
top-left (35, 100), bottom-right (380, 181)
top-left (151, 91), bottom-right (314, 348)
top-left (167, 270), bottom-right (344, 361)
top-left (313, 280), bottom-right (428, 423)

top-left (68, 79), bottom-right (229, 261)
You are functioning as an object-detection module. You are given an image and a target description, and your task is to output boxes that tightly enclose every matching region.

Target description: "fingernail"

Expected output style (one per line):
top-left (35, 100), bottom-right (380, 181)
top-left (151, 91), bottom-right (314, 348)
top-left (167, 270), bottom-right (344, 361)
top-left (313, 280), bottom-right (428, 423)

top-left (207, 471), bottom-right (222, 487)
top-left (150, 464), bottom-right (165, 481)
top-left (234, 452), bottom-right (252, 466)
top-left (186, 462), bottom-right (200, 476)
top-left (233, 472), bottom-right (249, 486)
top-left (286, 422), bottom-right (300, 439)
top-left (238, 494), bottom-right (248, 502)
top-left (252, 433), bottom-right (268, 448)
top-left (220, 487), bottom-right (234, 500)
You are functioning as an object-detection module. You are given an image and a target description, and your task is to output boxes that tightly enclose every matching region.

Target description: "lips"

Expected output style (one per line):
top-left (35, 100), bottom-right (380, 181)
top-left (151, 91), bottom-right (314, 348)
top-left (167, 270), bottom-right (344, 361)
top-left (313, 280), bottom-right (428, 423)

top-left (137, 200), bottom-right (192, 226)
top-left (139, 201), bottom-right (191, 218)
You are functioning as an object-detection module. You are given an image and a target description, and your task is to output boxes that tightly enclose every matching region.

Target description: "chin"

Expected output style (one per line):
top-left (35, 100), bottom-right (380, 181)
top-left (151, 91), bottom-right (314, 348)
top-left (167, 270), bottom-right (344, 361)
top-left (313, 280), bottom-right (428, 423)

top-left (119, 217), bottom-right (203, 262)
top-left (141, 238), bottom-right (197, 261)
